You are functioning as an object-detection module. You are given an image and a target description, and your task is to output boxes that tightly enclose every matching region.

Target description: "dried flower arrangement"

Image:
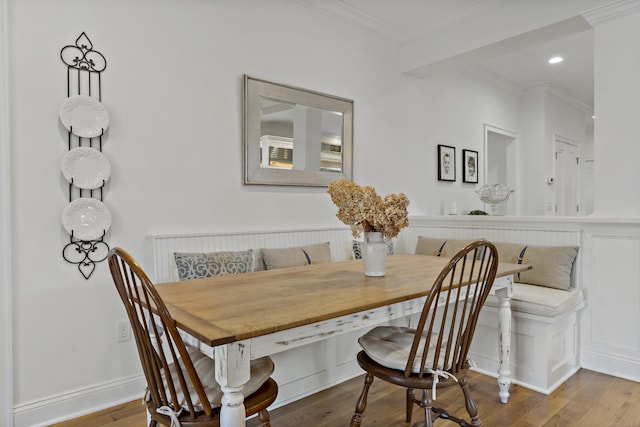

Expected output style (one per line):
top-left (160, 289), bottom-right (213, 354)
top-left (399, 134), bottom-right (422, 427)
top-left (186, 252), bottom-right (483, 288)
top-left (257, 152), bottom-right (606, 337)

top-left (327, 179), bottom-right (410, 238)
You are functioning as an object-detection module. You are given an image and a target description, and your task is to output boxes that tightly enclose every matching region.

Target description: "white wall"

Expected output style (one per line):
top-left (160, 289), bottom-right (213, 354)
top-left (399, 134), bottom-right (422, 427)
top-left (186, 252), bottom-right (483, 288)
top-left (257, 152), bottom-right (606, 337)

top-left (5, 0), bottom-right (604, 425)
top-left (520, 90), bottom-right (546, 215)
top-left (7, 1), bottom-right (402, 424)
top-left (593, 11), bottom-right (640, 215)
top-left (373, 71), bottom-right (522, 216)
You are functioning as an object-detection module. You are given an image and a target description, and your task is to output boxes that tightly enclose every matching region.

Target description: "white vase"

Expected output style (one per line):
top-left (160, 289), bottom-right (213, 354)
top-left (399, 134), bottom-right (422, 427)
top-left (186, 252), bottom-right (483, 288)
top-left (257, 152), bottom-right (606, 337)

top-left (363, 231), bottom-right (387, 277)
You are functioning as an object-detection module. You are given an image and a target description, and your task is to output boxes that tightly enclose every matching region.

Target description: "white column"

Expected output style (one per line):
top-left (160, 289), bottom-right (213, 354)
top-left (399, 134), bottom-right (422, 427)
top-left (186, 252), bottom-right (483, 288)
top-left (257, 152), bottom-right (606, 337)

top-left (292, 106), bottom-right (322, 171)
top-left (0, 0), bottom-right (13, 425)
top-left (586, 3), bottom-right (640, 215)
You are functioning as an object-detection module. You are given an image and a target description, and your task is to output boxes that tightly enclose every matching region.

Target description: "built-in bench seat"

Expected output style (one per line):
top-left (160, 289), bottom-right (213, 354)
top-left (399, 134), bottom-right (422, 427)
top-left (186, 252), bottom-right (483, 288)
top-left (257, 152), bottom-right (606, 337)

top-left (411, 235), bottom-right (584, 394)
top-left (146, 225), bottom-right (583, 404)
top-left (485, 283), bottom-right (583, 317)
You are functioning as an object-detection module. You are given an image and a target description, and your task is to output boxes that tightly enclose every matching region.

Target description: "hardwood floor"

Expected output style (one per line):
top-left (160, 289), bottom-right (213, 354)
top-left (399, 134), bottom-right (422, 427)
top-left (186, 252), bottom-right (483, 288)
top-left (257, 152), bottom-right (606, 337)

top-left (51, 369), bottom-right (640, 427)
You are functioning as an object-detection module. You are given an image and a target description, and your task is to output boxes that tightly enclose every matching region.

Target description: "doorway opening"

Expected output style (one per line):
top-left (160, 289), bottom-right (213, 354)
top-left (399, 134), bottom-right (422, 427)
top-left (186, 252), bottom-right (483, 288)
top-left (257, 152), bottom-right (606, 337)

top-left (553, 135), bottom-right (581, 216)
top-left (484, 124), bottom-right (519, 215)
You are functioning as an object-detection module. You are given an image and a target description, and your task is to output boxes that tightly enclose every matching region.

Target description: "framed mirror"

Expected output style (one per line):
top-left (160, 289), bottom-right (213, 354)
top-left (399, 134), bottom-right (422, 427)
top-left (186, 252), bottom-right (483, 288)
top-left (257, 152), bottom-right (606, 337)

top-left (243, 75), bottom-right (353, 186)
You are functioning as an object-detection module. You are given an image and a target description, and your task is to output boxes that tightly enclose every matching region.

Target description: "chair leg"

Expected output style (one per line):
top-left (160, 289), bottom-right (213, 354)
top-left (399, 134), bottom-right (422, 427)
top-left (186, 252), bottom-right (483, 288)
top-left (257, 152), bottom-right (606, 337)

top-left (350, 373), bottom-right (374, 427)
top-left (258, 409), bottom-right (271, 427)
top-left (459, 377), bottom-right (482, 427)
top-left (406, 388), bottom-right (414, 422)
top-left (420, 389), bottom-right (435, 427)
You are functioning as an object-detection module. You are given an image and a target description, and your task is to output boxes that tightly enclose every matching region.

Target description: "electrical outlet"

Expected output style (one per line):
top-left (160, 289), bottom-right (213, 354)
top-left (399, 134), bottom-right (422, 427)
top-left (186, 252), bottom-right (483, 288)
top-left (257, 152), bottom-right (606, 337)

top-left (116, 320), bottom-right (131, 343)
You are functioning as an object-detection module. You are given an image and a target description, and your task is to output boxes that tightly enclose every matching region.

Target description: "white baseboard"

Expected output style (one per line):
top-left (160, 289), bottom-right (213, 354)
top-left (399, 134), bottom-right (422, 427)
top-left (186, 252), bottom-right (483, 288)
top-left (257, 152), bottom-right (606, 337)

top-left (13, 374), bottom-right (146, 427)
top-left (470, 367), bottom-right (549, 395)
top-left (13, 369), bottom-right (362, 427)
top-left (13, 348), bottom-right (635, 426)
top-left (581, 348), bottom-right (640, 383)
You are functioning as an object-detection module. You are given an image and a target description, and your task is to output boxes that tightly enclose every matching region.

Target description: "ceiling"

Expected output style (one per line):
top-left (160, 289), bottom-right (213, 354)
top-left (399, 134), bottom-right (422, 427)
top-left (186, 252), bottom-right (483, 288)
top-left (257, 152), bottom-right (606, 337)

top-left (293, 0), bottom-right (597, 108)
top-left (477, 28), bottom-right (593, 108)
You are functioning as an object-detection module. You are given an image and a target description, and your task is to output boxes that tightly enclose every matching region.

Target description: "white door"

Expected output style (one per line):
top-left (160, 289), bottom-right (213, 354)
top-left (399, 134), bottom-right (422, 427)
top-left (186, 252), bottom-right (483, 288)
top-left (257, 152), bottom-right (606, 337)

top-left (554, 138), bottom-right (581, 216)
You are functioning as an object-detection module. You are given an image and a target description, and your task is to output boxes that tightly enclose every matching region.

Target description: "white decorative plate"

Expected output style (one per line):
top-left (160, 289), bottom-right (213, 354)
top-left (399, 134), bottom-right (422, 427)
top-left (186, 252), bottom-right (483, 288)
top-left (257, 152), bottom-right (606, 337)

top-left (62, 198), bottom-right (112, 241)
top-left (61, 147), bottom-right (111, 190)
top-left (59, 95), bottom-right (110, 138)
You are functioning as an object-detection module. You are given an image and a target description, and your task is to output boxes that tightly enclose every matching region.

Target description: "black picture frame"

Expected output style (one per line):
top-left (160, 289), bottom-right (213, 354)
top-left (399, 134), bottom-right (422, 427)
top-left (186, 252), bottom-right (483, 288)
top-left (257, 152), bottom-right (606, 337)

top-left (437, 145), bottom-right (456, 182)
top-left (462, 149), bottom-right (479, 183)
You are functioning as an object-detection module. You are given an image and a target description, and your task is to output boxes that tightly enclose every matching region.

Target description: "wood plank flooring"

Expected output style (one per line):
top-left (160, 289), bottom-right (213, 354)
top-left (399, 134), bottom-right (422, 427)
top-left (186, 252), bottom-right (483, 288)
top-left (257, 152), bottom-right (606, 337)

top-left (51, 369), bottom-right (640, 427)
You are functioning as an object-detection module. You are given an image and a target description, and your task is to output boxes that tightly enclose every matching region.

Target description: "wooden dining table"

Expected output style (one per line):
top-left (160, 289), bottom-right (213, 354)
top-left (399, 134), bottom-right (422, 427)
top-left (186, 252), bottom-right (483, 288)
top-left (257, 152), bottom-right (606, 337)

top-left (155, 254), bottom-right (530, 427)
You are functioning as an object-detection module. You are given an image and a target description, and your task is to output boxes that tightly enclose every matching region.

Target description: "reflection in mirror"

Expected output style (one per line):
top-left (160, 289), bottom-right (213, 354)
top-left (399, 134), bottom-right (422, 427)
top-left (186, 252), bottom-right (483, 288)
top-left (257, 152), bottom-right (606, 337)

top-left (260, 98), bottom-right (343, 172)
top-left (244, 75), bottom-right (353, 186)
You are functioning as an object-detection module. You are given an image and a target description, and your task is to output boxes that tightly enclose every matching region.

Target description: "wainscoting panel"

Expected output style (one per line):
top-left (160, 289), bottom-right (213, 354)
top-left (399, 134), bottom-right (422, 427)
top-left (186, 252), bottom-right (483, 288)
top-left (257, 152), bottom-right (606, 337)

top-left (146, 227), bottom-right (353, 282)
top-left (269, 341), bottom-right (331, 408)
top-left (398, 217), bottom-right (581, 254)
top-left (590, 236), bottom-right (640, 349)
top-left (580, 224), bottom-right (640, 381)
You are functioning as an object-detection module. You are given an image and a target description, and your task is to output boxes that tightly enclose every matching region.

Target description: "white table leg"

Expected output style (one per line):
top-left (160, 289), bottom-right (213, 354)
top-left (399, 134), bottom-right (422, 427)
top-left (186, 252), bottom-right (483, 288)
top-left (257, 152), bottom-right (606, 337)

top-left (494, 277), bottom-right (513, 404)
top-left (215, 341), bottom-right (251, 427)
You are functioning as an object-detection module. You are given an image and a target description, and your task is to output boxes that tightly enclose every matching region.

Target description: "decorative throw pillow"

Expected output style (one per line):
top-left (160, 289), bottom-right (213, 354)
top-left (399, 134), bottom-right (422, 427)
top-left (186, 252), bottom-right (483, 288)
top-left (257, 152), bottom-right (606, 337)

top-left (414, 236), bottom-right (480, 258)
top-left (492, 242), bottom-right (528, 265)
top-left (493, 243), bottom-right (578, 290)
top-left (173, 250), bottom-right (254, 280)
top-left (261, 242), bottom-right (332, 270)
top-left (352, 239), bottom-right (394, 260)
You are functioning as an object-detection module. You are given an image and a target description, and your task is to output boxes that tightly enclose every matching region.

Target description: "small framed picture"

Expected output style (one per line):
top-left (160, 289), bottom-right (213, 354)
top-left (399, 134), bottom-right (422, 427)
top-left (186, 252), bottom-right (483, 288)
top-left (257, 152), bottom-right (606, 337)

top-left (462, 149), bottom-right (478, 183)
top-left (437, 145), bottom-right (456, 182)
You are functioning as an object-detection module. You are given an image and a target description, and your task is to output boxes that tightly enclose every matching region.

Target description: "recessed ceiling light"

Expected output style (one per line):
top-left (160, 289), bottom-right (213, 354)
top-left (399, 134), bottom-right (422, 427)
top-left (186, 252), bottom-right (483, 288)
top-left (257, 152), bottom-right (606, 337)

top-left (548, 56), bottom-right (564, 64)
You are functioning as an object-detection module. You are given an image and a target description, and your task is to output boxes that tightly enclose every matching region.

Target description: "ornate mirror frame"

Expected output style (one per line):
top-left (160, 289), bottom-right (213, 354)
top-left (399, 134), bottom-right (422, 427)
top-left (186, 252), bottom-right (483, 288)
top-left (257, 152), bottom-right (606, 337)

top-left (243, 75), bottom-right (353, 186)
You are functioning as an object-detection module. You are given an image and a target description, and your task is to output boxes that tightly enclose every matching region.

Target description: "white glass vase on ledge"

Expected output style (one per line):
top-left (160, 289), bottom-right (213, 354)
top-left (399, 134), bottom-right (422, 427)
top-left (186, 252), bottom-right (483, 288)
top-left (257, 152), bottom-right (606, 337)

top-left (363, 231), bottom-right (387, 276)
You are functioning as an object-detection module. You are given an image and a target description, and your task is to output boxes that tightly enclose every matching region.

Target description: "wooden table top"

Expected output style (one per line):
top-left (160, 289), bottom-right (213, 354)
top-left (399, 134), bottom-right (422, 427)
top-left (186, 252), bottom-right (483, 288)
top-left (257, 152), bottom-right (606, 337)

top-left (155, 254), bottom-right (530, 348)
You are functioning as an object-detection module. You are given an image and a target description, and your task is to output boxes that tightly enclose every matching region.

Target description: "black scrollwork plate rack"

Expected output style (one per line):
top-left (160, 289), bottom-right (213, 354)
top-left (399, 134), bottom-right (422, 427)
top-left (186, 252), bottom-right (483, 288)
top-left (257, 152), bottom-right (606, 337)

top-left (60, 32), bottom-right (110, 279)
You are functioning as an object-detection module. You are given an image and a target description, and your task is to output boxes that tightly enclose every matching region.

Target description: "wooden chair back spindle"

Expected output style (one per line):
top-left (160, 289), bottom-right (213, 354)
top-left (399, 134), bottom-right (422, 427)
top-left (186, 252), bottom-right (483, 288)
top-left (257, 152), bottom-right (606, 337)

top-left (406, 242), bottom-right (498, 379)
top-left (350, 240), bottom-right (499, 427)
top-left (109, 248), bottom-right (214, 423)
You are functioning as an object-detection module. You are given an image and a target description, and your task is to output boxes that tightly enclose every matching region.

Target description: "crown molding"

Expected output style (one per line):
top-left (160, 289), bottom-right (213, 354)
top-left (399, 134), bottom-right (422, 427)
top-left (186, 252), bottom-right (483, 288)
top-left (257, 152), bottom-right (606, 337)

top-left (526, 84), bottom-right (593, 113)
top-left (291, 0), bottom-right (519, 46)
top-left (290, 0), bottom-right (404, 42)
top-left (582, 0), bottom-right (640, 26)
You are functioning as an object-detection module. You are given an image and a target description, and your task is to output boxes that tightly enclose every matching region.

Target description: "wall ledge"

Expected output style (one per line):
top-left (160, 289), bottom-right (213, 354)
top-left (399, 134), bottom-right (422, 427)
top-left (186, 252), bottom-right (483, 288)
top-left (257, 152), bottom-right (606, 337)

top-left (409, 215), bottom-right (640, 229)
